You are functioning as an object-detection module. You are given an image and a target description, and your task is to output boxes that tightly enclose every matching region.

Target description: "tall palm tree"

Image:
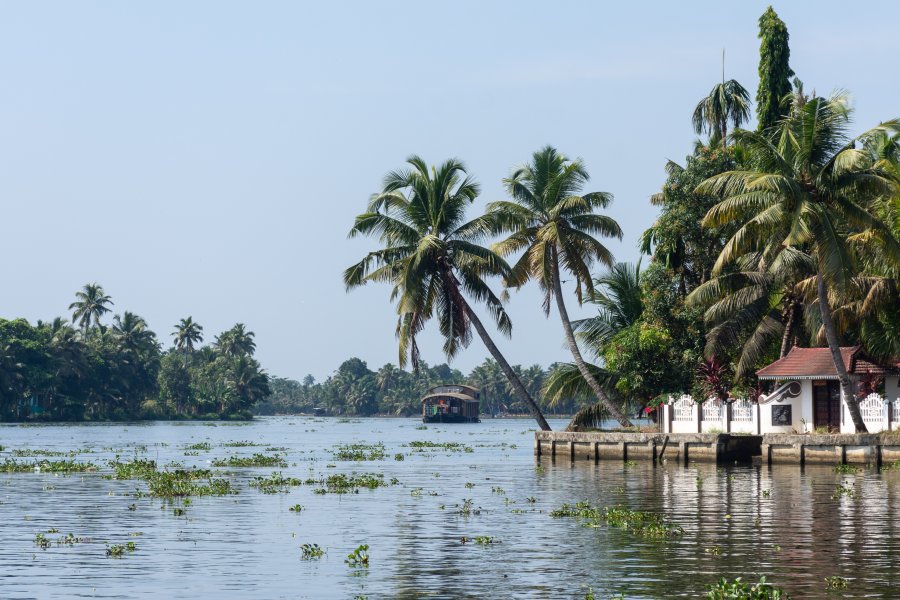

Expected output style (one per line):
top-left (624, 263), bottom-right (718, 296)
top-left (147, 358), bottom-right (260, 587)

top-left (344, 155), bottom-right (551, 430)
top-left (697, 93), bottom-right (900, 432)
top-left (112, 312), bottom-right (159, 356)
top-left (487, 146), bottom-right (631, 427)
top-left (692, 75), bottom-right (751, 147)
top-left (68, 283), bottom-right (113, 335)
top-left (215, 323), bottom-right (256, 357)
top-left (173, 317), bottom-right (204, 352)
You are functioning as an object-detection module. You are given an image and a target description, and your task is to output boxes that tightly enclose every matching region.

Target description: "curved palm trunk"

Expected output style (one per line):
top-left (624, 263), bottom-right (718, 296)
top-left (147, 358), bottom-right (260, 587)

top-left (550, 250), bottom-right (633, 429)
top-left (460, 298), bottom-right (551, 431)
top-left (817, 270), bottom-right (866, 433)
top-left (779, 300), bottom-right (798, 358)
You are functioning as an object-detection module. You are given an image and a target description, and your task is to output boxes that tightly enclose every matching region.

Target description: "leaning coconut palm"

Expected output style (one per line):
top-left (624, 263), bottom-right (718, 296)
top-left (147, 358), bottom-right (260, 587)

top-left (487, 146), bottom-right (632, 427)
top-left (692, 75), bottom-right (751, 147)
top-left (344, 156), bottom-right (550, 430)
top-left (697, 92), bottom-right (900, 432)
top-left (69, 283), bottom-right (113, 336)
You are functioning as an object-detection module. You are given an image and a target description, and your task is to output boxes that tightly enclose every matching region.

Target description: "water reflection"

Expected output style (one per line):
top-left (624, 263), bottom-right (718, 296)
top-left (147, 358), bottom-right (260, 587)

top-left (0, 418), bottom-right (897, 598)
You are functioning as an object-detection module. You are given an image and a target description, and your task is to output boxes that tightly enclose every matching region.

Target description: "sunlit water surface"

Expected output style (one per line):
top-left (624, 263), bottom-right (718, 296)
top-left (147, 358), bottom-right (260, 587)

top-left (1, 417), bottom-right (898, 599)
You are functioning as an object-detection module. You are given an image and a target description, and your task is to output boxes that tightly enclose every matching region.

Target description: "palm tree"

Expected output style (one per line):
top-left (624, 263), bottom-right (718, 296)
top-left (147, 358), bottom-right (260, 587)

top-left (215, 323), bottom-right (256, 357)
top-left (173, 317), bottom-right (204, 353)
top-left (687, 249), bottom-right (815, 377)
top-left (112, 312), bottom-right (159, 356)
top-left (487, 146), bottom-right (631, 427)
top-left (692, 73), bottom-right (751, 147)
top-left (573, 261), bottom-right (644, 352)
top-left (697, 93), bottom-right (900, 432)
top-left (344, 155), bottom-right (551, 430)
top-left (68, 283), bottom-right (113, 335)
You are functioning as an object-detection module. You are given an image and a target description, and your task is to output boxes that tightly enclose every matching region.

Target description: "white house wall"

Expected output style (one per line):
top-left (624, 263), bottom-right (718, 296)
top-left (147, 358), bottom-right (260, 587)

top-left (760, 381), bottom-right (811, 434)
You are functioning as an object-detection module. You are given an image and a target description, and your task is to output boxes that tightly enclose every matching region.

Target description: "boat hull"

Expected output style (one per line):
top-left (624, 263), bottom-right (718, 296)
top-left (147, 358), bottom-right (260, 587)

top-left (423, 414), bottom-right (480, 424)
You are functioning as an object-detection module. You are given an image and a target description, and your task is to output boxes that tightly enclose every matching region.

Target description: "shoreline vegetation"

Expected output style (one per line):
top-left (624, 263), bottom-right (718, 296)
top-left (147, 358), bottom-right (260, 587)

top-left (0, 284), bottom-right (269, 422)
top-left (2, 8), bottom-right (899, 437)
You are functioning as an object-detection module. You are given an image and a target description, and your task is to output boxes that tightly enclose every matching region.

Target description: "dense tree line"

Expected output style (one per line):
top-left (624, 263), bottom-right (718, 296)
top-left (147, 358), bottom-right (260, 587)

top-left (0, 284), bottom-right (270, 421)
top-left (255, 357), bottom-right (597, 418)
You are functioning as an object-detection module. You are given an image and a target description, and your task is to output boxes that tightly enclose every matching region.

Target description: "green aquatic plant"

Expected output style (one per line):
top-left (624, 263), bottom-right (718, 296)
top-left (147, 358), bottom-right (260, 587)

top-left (394, 453), bottom-right (405, 461)
top-left (473, 535), bottom-right (499, 545)
top-left (249, 472), bottom-right (303, 493)
top-left (289, 504), bottom-right (303, 512)
top-left (705, 576), bottom-right (790, 599)
top-left (831, 484), bottom-right (856, 500)
top-left (108, 459), bottom-right (158, 480)
top-left (345, 544), bottom-right (369, 568)
top-left (212, 454), bottom-right (287, 468)
top-left (34, 533), bottom-right (51, 549)
top-left (173, 507), bottom-right (186, 516)
top-left (551, 503), bottom-right (684, 539)
top-left (12, 449), bottom-right (74, 457)
top-left (2, 459), bottom-right (96, 473)
top-left (833, 464), bottom-right (861, 474)
top-left (222, 440), bottom-right (263, 447)
top-left (332, 443), bottom-right (386, 461)
top-left (408, 441), bottom-right (473, 453)
top-left (623, 460), bottom-right (637, 467)
top-left (105, 542), bottom-right (137, 557)
top-left (144, 470), bottom-right (235, 498)
top-left (824, 576), bottom-right (848, 590)
top-left (184, 442), bottom-right (213, 451)
top-left (300, 543), bottom-right (325, 559)
top-left (311, 473), bottom-right (392, 494)
top-left (456, 499), bottom-right (481, 517)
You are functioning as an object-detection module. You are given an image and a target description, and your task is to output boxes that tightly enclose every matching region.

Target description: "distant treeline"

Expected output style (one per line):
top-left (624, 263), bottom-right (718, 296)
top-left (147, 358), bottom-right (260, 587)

top-left (0, 284), bottom-right (269, 421)
top-left (255, 357), bottom-right (600, 418)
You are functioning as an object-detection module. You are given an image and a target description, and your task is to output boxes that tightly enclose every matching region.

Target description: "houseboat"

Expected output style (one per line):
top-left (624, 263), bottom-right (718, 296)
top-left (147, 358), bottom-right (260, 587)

top-left (422, 385), bottom-right (480, 423)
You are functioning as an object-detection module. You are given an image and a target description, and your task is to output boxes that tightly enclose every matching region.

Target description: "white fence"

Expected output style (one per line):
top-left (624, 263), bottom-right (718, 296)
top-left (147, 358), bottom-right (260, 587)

top-left (662, 391), bottom-right (900, 434)
top-left (662, 395), bottom-right (759, 434)
top-left (856, 393), bottom-right (900, 433)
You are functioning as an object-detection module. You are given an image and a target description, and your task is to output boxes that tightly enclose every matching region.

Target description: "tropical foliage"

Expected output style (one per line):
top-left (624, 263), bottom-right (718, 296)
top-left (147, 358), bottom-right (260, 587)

top-left (344, 155), bottom-right (550, 429)
top-left (0, 286), bottom-right (269, 421)
top-left (257, 357), bottom-right (592, 418)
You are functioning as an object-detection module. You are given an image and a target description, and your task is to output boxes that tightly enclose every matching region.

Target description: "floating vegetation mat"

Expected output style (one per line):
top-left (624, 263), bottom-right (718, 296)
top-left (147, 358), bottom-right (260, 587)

top-left (551, 503), bottom-right (684, 538)
top-left (212, 454), bottom-right (287, 468)
top-left (107, 459), bottom-right (235, 498)
top-left (408, 441), bottom-right (473, 453)
top-left (331, 443), bottom-right (387, 461)
top-left (311, 472), bottom-right (396, 494)
top-left (1, 459), bottom-right (97, 473)
top-left (249, 472), bottom-right (304, 493)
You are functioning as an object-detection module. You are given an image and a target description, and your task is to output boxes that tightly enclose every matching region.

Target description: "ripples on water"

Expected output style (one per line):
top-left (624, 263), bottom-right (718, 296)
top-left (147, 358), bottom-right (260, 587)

top-left (1, 417), bottom-right (898, 599)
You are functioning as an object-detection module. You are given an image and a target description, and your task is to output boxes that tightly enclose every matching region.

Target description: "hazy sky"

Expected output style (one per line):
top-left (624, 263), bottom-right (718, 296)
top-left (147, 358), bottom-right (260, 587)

top-left (2, 2), bottom-right (898, 381)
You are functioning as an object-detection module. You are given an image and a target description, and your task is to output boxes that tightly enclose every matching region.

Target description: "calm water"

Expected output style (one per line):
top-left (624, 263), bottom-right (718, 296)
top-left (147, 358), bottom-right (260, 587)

top-left (0, 417), bottom-right (898, 599)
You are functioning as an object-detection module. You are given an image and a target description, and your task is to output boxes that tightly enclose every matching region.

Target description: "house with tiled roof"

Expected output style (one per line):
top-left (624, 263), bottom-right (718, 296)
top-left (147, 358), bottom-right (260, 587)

top-left (756, 346), bottom-right (900, 434)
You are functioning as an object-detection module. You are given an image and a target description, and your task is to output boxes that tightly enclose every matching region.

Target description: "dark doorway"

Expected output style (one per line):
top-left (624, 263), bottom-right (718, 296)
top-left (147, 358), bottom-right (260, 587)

top-left (813, 380), bottom-right (841, 432)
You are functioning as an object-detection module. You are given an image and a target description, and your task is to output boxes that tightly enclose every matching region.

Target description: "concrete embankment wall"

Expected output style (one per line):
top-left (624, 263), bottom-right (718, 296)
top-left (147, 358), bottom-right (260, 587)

top-left (762, 433), bottom-right (900, 465)
top-left (533, 431), bottom-right (760, 464)
top-left (535, 430), bottom-right (900, 465)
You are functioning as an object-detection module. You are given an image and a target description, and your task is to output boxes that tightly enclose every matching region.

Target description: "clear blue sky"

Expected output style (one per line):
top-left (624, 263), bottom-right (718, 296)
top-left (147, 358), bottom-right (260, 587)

top-left (1, 2), bottom-right (898, 381)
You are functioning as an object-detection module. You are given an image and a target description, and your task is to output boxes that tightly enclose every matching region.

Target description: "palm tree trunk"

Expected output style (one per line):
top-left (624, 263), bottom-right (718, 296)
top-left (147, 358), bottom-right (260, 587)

top-left (817, 270), bottom-right (866, 433)
top-left (550, 250), bottom-right (633, 429)
top-left (779, 300), bottom-right (797, 358)
top-left (461, 298), bottom-right (551, 431)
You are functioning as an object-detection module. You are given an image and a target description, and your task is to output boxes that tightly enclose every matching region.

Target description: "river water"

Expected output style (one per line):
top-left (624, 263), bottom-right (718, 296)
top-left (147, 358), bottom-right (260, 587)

top-left (0, 417), bottom-right (897, 599)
